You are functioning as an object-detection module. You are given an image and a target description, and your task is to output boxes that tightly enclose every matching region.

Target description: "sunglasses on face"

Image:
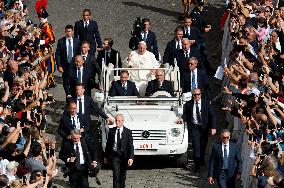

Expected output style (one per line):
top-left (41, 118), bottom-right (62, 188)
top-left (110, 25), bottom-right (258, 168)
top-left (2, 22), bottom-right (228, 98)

top-left (193, 93), bottom-right (201, 96)
top-left (222, 136), bottom-right (229, 139)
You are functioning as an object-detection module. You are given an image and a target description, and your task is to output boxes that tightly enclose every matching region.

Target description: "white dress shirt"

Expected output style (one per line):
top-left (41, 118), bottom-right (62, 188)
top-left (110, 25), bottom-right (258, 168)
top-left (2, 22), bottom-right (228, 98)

top-left (114, 126), bottom-right (123, 151)
top-left (141, 31), bottom-right (148, 40)
top-left (77, 95), bottom-right (85, 114)
top-left (70, 115), bottom-right (80, 130)
top-left (175, 39), bottom-right (182, 50)
top-left (185, 27), bottom-right (191, 36)
top-left (66, 37), bottom-right (73, 58)
top-left (84, 20), bottom-right (89, 27)
top-left (192, 99), bottom-right (201, 125)
top-left (122, 82), bottom-right (127, 89)
top-left (74, 142), bottom-right (85, 164)
top-left (190, 68), bottom-right (198, 90)
top-left (81, 53), bottom-right (88, 61)
top-left (222, 142), bottom-right (230, 157)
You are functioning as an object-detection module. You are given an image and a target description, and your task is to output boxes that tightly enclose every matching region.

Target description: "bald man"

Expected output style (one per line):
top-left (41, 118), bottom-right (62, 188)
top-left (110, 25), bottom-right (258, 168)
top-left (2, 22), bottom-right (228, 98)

top-left (145, 69), bottom-right (175, 96)
top-left (66, 55), bottom-right (93, 99)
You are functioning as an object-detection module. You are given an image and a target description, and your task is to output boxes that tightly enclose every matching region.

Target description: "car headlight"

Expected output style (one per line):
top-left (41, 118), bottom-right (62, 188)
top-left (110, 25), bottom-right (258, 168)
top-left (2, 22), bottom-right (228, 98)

top-left (171, 128), bottom-right (181, 137)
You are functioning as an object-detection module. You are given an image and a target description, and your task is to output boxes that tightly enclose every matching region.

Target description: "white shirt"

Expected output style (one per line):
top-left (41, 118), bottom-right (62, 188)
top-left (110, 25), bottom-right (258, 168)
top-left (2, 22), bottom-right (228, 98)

top-left (77, 66), bottom-right (83, 81)
top-left (185, 27), bottom-right (190, 36)
top-left (5, 172), bottom-right (16, 185)
top-left (70, 115), bottom-right (80, 130)
top-left (141, 31), bottom-right (148, 39)
top-left (175, 39), bottom-right (182, 50)
top-left (66, 37), bottom-right (73, 58)
top-left (121, 82), bottom-right (127, 89)
top-left (84, 20), bottom-right (89, 27)
top-left (81, 53), bottom-right (88, 61)
top-left (114, 126), bottom-right (124, 151)
top-left (222, 142), bottom-right (229, 158)
top-left (190, 68), bottom-right (198, 90)
top-left (192, 99), bottom-right (201, 125)
top-left (77, 95), bottom-right (85, 114)
top-left (74, 142), bottom-right (85, 164)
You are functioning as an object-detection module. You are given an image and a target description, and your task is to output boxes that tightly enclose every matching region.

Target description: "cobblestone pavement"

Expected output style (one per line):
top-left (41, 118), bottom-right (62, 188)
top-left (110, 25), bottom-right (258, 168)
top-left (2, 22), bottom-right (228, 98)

top-left (25, 0), bottom-right (227, 187)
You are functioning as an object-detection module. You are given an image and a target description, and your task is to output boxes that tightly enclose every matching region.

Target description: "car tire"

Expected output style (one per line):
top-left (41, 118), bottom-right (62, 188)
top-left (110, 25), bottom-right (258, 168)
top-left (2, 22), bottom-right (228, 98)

top-left (176, 151), bottom-right (188, 168)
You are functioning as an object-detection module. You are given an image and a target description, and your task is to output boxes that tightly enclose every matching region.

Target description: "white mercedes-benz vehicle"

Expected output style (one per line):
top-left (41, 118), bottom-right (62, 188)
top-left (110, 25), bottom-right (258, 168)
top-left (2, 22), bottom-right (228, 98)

top-left (96, 63), bottom-right (190, 167)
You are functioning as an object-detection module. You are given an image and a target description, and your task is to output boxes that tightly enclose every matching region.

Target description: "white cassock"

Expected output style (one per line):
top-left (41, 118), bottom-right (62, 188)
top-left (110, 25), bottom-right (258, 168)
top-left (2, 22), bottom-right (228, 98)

top-left (123, 50), bottom-right (160, 95)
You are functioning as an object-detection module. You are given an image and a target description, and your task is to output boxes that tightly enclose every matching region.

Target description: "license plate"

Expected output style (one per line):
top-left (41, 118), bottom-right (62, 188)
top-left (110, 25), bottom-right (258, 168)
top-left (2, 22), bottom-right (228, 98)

top-left (136, 143), bottom-right (157, 150)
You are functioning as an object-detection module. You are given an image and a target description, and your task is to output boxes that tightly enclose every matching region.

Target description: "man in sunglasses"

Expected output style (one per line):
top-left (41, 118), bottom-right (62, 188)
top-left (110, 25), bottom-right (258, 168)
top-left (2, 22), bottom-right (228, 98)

top-left (208, 129), bottom-right (241, 188)
top-left (177, 87), bottom-right (216, 173)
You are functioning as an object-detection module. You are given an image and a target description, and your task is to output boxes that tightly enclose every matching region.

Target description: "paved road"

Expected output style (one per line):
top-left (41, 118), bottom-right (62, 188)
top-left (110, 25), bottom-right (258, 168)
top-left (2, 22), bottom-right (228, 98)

top-left (25, 0), bottom-right (226, 187)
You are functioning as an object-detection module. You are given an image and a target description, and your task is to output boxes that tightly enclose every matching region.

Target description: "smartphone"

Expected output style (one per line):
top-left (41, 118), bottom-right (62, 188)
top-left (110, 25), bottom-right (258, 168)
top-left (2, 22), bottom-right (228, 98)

top-left (42, 170), bottom-right (47, 178)
top-left (260, 155), bottom-right (265, 160)
top-left (50, 148), bottom-right (55, 157)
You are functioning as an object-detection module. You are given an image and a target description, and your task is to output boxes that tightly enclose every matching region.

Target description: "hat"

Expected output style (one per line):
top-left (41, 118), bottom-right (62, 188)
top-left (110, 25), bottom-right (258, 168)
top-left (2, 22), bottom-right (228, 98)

top-left (6, 161), bottom-right (19, 171)
top-left (35, 0), bottom-right (49, 18)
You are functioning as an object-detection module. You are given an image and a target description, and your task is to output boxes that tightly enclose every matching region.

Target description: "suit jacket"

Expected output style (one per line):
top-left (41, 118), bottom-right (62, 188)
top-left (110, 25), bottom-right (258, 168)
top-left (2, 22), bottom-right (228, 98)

top-left (105, 127), bottom-right (134, 160)
top-left (208, 141), bottom-right (242, 179)
top-left (66, 64), bottom-right (93, 98)
top-left (58, 113), bottom-right (89, 141)
top-left (145, 79), bottom-right (175, 96)
top-left (55, 37), bottom-right (81, 71)
top-left (182, 26), bottom-right (204, 45)
top-left (163, 39), bottom-right (179, 66)
top-left (59, 137), bottom-right (98, 167)
top-left (74, 20), bottom-right (102, 51)
top-left (83, 53), bottom-right (101, 86)
top-left (182, 98), bottom-right (216, 130)
top-left (175, 47), bottom-right (201, 74)
top-left (181, 68), bottom-right (211, 100)
top-left (76, 95), bottom-right (109, 126)
top-left (109, 80), bottom-right (138, 97)
top-left (136, 30), bottom-right (159, 60)
top-left (97, 49), bottom-right (122, 70)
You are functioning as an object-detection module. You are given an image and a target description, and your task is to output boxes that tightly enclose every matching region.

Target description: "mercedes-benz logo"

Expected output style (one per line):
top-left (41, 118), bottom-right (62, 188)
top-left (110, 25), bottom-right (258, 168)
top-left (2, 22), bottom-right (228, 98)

top-left (141, 130), bottom-right (150, 139)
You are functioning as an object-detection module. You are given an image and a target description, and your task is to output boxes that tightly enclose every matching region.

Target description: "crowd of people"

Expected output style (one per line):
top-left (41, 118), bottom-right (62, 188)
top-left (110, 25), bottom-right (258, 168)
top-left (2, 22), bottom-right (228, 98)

top-left (219, 0), bottom-right (284, 187)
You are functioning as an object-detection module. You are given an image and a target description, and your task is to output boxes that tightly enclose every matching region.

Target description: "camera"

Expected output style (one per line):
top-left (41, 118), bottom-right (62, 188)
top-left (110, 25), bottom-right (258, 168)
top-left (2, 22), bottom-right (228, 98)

top-left (129, 17), bottom-right (143, 50)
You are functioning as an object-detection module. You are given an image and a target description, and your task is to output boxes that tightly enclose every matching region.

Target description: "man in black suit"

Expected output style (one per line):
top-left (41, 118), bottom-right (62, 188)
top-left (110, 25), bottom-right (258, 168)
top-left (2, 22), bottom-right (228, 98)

top-left (66, 55), bottom-right (92, 99)
top-left (97, 38), bottom-right (122, 70)
top-left (59, 129), bottom-right (98, 188)
top-left (109, 70), bottom-right (138, 97)
top-left (81, 41), bottom-right (102, 90)
top-left (163, 27), bottom-right (183, 66)
top-left (104, 114), bottom-right (134, 188)
top-left (74, 9), bottom-right (102, 54)
top-left (182, 16), bottom-right (203, 47)
top-left (55, 25), bottom-right (81, 97)
top-left (75, 83), bottom-right (113, 127)
top-left (182, 57), bottom-right (211, 101)
top-left (129, 18), bottom-right (159, 60)
top-left (145, 69), bottom-right (175, 96)
top-left (208, 129), bottom-right (242, 188)
top-left (58, 101), bottom-right (89, 143)
top-left (177, 88), bottom-right (216, 173)
top-left (175, 38), bottom-right (201, 75)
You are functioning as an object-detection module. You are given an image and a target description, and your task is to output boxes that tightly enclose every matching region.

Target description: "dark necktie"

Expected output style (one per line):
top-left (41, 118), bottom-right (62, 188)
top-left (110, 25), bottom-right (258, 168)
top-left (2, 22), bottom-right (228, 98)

top-left (75, 143), bottom-right (80, 167)
top-left (67, 38), bottom-right (72, 63)
top-left (78, 98), bottom-right (82, 114)
top-left (77, 68), bottom-right (82, 83)
top-left (196, 102), bottom-right (201, 124)
top-left (185, 52), bottom-right (189, 59)
top-left (72, 116), bottom-right (76, 129)
top-left (83, 55), bottom-right (87, 62)
top-left (223, 144), bottom-right (228, 169)
top-left (107, 51), bottom-right (111, 58)
top-left (143, 32), bottom-right (147, 41)
top-left (177, 41), bottom-right (180, 50)
top-left (122, 83), bottom-right (127, 96)
top-left (84, 21), bottom-right (88, 29)
top-left (116, 128), bottom-right (121, 154)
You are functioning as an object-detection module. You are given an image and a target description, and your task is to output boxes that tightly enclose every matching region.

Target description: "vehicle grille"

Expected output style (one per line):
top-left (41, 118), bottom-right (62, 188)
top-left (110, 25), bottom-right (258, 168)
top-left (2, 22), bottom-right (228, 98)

top-left (132, 130), bottom-right (167, 140)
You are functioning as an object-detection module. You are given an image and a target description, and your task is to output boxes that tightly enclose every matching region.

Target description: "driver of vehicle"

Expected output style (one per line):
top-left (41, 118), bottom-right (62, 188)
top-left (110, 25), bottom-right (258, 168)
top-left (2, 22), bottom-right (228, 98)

top-left (145, 69), bottom-right (175, 96)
